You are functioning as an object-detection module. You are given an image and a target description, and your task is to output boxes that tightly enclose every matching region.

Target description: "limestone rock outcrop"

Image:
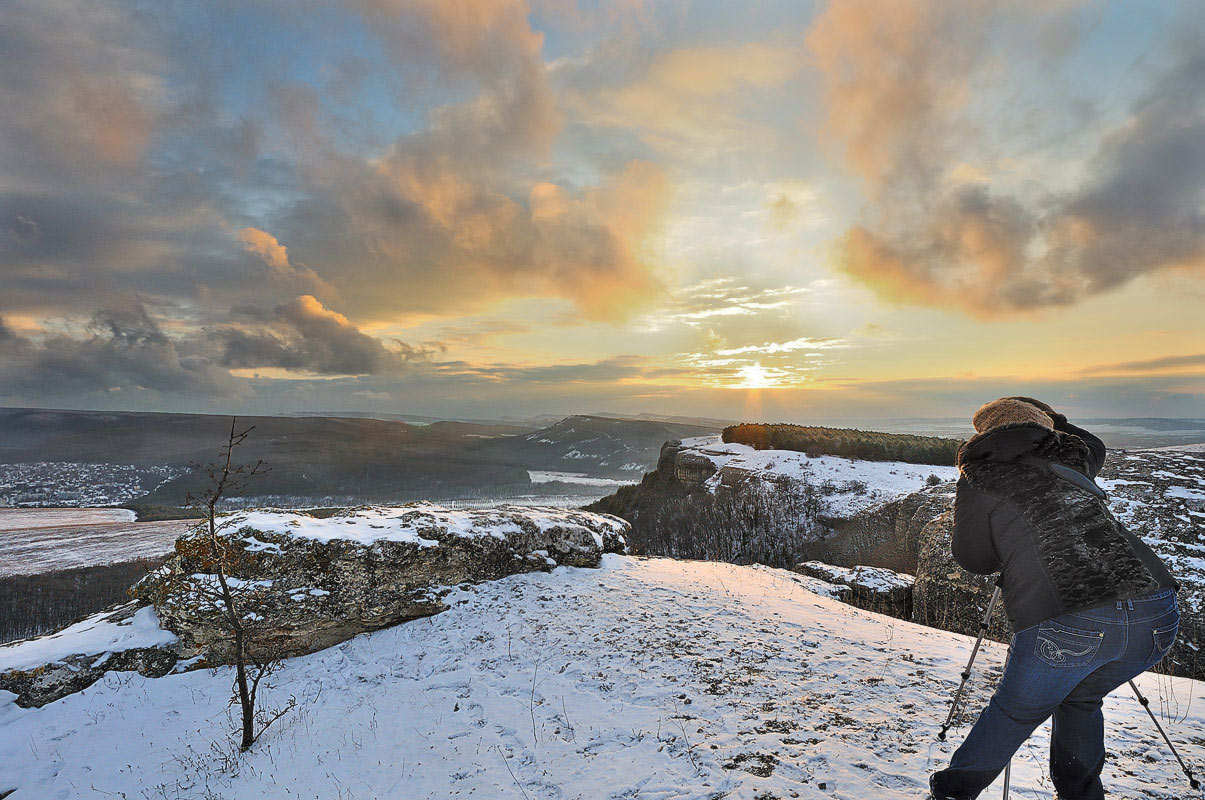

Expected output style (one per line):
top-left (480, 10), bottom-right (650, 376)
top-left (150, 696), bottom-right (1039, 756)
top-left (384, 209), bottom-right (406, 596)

top-left (132, 503), bottom-right (629, 664)
top-left (792, 561), bottom-right (914, 618)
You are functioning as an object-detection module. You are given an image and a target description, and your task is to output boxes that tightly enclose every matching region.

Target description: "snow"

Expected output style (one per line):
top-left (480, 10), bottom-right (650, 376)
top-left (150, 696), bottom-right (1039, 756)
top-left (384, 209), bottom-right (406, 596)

top-left (0, 512), bottom-right (194, 578)
top-left (0, 508), bottom-right (136, 530)
top-left (678, 435), bottom-right (959, 517)
top-left (223, 503), bottom-right (622, 548)
top-left (1, 556), bottom-right (1198, 800)
top-left (0, 605), bottom-right (177, 673)
top-left (528, 470), bottom-right (635, 487)
top-left (795, 561), bottom-right (915, 592)
top-left (1166, 486), bottom-right (1205, 502)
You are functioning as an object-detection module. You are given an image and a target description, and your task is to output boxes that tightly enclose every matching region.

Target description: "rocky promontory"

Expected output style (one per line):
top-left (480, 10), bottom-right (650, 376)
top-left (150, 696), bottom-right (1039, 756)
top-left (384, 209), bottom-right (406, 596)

top-left (0, 503), bottom-right (629, 706)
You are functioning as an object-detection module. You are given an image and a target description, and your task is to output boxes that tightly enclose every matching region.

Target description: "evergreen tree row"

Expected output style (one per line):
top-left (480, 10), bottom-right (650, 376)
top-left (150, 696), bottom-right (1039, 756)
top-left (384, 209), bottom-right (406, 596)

top-left (723, 423), bottom-right (959, 465)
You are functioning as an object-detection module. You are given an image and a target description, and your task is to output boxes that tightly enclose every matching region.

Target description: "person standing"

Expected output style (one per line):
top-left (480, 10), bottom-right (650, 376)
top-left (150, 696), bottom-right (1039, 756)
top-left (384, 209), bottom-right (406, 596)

top-left (929, 397), bottom-right (1180, 800)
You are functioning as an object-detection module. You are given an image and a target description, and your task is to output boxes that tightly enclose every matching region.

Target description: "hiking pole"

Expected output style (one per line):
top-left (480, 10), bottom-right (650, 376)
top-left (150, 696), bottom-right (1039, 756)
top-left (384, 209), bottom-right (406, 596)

top-left (938, 585), bottom-right (1002, 741)
top-left (1128, 679), bottom-right (1202, 792)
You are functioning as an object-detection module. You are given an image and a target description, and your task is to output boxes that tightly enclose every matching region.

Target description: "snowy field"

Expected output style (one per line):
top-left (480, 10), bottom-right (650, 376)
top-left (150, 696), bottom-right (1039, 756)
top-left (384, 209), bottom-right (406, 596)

top-left (678, 435), bottom-right (959, 517)
top-left (528, 470), bottom-right (637, 487)
top-left (1, 555), bottom-right (1199, 800)
top-left (0, 510), bottom-right (194, 577)
top-left (0, 507), bottom-right (137, 530)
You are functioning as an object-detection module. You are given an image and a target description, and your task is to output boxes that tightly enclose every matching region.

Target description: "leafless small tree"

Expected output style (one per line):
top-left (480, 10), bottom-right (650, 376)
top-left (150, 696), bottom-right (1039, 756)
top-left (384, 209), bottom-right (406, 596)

top-left (184, 417), bottom-right (293, 751)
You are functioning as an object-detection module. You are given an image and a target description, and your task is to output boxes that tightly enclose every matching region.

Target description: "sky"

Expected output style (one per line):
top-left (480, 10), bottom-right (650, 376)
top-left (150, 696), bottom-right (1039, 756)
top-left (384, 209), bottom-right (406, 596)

top-left (2, 0), bottom-right (1204, 422)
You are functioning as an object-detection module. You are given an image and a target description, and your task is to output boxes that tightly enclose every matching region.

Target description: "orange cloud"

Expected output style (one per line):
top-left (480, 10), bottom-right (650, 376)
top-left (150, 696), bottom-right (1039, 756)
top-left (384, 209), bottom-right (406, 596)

top-left (567, 42), bottom-right (804, 156)
top-left (808, 0), bottom-right (1205, 315)
top-left (235, 227), bottom-right (340, 302)
top-left (359, 154), bottom-right (669, 321)
top-left (237, 227), bottom-right (290, 273)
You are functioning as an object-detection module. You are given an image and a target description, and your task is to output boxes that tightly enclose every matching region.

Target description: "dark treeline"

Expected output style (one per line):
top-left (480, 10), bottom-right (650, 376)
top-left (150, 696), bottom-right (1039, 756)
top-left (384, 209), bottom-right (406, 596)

top-left (723, 423), bottom-right (960, 466)
top-left (0, 558), bottom-right (164, 644)
top-left (586, 470), bottom-right (826, 567)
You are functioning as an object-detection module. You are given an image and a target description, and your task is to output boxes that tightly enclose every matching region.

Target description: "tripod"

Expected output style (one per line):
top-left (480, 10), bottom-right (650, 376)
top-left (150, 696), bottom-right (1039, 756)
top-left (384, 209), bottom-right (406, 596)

top-left (937, 585), bottom-right (1011, 798)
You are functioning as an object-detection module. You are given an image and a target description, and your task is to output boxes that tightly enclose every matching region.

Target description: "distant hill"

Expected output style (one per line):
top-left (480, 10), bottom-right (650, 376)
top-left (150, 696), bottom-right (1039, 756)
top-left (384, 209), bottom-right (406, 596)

top-left (468, 414), bottom-right (723, 479)
top-left (0, 408), bottom-right (718, 507)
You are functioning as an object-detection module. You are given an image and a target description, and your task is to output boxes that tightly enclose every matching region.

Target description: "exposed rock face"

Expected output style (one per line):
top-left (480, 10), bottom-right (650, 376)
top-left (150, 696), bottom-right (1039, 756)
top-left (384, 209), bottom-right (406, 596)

top-left (912, 510), bottom-right (1012, 644)
top-left (659, 439), bottom-right (718, 485)
top-left (0, 603), bottom-right (181, 707)
top-left (807, 483), bottom-right (956, 573)
top-left (132, 503), bottom-right (629, 665)
top-left (1098, 449), bottom-right (1205, 679)
top-left (792, 561), bottom-right (914, 619)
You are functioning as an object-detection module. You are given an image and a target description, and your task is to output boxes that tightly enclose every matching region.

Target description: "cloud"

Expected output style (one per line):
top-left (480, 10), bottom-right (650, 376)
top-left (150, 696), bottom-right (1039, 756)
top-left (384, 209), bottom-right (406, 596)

top-left (235, 227), bottom-right (339, 302)
top-left (1078, 353), bottom-right (1205, 376)
top-left (220, 295), bottom-right (435, 376)
top-left (237, 227), bottom-right (290, 273)
top-left (808, 1), bottom-right (1205, 314)
top-left (0, 302), bottom-right (244, 402)
top-left (563, 41), bottom-right (804, 157)
top-left (656, 278), bottom-right (811, 325)
top-left (431, 353), bottom-right (690, 384)
top-left (0, 0), bottom-right (163, 181)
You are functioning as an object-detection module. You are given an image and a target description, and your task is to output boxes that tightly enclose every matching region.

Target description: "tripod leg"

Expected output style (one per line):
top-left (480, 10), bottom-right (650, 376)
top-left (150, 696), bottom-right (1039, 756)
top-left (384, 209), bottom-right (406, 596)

top-left (939, 585), bottom-right (1002, 740)
top-left (1128, 680), bottom-right (1201, 791)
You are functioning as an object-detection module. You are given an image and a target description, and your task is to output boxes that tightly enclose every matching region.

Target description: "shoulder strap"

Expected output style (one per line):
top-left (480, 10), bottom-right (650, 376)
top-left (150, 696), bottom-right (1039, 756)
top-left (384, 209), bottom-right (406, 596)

top-left (1020, 455), bottom-right (1107, 500)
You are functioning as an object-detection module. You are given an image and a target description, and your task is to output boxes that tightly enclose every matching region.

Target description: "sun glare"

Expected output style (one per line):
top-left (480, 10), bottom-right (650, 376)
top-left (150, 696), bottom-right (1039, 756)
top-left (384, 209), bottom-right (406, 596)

top-left (737, 363), bottom-right (773, 389)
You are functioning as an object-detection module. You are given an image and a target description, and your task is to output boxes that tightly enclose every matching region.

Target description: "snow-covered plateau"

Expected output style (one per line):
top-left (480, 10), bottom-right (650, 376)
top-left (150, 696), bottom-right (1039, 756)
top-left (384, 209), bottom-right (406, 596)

top-left (675, 435), bottom-right (959, 518)
top-left (2, 555), bottom-right (1200, 800)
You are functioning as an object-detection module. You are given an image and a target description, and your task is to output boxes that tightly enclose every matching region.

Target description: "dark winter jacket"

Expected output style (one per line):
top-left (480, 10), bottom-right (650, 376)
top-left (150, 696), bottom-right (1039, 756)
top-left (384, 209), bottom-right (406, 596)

top-left (952, 414), bottom-right (1179, 633)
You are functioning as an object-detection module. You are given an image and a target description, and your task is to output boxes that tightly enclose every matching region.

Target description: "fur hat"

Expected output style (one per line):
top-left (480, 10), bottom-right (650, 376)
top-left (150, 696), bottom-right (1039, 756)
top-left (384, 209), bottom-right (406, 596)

top-left (972, 397), bottom-right (1055, 434)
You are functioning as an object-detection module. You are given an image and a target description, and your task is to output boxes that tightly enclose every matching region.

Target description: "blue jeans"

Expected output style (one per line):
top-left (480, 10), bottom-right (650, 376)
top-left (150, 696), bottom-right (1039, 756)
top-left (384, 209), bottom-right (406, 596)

top-left (931, 588), bottom-right (1179, 800)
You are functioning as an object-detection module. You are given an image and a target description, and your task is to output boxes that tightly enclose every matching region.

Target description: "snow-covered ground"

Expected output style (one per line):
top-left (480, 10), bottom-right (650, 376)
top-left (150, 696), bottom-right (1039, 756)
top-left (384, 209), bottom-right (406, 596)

top-left (0, 512), bottom-right (194, 578)
top-left (0, 508), bottom-right (137, 530)
top-left (678, 435), bottom-right (959, 517)
top-left (0, 605), bottom-right (177, 673)
top-left (2, 556), bottom-right (1198, 800)
top-left (528, 470), bottom-right (637, 487)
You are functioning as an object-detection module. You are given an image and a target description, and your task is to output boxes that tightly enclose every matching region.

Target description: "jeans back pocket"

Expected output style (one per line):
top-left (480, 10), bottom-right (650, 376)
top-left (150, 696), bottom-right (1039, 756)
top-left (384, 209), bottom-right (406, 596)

top-left (1036, 620), bottom-right (1105, 668)
top-left (1150, 619), bottom-right (1179, 664)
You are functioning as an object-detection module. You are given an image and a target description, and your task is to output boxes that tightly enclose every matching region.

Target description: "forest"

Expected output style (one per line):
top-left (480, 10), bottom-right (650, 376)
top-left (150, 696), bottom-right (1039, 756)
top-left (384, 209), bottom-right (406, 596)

top-left (722, 423), bottom-right (960, 465)
top-left (0, 559), bottom-right (163, 644)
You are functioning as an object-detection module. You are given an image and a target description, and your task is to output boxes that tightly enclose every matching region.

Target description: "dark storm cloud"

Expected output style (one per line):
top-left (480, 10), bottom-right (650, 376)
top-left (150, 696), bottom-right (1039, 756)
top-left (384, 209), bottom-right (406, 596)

top-left (0, 303), bottom-right (244, 401)
top-left (219, 295), bottom-right (437, 376)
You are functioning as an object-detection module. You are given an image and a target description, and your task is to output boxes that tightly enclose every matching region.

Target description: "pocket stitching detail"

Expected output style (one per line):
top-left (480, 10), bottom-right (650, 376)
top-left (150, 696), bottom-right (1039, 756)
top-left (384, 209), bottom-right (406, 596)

top-left (1036, 624), bottom-right (1104, 667)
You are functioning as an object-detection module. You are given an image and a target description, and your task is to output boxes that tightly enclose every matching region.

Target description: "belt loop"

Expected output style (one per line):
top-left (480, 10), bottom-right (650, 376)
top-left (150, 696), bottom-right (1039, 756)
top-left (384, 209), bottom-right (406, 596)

top-left (1127, 598), bottom-right (1134, 610)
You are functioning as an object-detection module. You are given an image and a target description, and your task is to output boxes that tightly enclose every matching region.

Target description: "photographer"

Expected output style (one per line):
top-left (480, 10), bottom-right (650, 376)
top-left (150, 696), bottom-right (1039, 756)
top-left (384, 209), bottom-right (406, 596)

top-left (929, 397), bottom-right (1180, 800)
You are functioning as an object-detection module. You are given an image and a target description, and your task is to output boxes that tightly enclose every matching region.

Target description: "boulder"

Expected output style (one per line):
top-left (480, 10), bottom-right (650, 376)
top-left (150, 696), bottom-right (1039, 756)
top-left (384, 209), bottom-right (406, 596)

top-left (658, 439), bottom-right (719, 485)
top-left (1097, 449), bottom-right (1205, 679)
top-left (792, 561), bottom-right (914, 619)
top-left (132, 503), bottom-right (629, 665)
top-left (912, 510), bottom-right (1011, 643)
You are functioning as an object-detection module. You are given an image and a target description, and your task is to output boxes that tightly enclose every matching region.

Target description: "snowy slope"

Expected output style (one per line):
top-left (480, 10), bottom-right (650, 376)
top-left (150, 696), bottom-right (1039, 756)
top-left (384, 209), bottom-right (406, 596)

top-left (1, 556), bottom-right (1199, 800)
top-left (678, 435), bottom-right (959, 517)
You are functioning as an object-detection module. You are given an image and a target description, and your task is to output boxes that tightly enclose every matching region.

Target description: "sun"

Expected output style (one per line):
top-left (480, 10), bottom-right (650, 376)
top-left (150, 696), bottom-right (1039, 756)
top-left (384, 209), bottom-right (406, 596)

top-left (737, 363), bottom-right (773, 389)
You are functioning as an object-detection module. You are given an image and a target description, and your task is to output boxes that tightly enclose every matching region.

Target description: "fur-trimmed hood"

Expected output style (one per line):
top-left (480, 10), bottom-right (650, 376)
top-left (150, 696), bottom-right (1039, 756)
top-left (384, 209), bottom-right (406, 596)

top-left (957, 421), bottom-right (1094, 475)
